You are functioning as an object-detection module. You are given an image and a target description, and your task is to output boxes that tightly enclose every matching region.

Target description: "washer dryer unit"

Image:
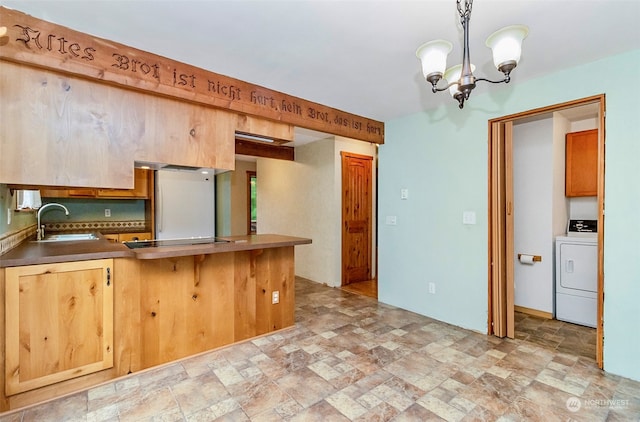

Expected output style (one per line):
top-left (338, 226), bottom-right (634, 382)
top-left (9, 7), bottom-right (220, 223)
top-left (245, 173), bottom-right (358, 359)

top-left (555, 222), bottom-right (597, 328)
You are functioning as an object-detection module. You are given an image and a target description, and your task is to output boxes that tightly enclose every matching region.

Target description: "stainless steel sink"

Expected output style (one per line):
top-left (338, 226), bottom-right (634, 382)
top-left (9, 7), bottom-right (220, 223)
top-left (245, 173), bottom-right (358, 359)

top-left (37, 233), bottom-right (99, 242)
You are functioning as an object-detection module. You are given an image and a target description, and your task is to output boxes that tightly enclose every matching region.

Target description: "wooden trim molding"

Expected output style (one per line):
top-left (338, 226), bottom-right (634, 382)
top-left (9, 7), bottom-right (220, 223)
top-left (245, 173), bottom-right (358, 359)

top-left (514, 305), bottom-right (553, 320)
top-left (0, 7), bottom-right (384, 144)
top-left (235, 139), bottom-right (294, 161)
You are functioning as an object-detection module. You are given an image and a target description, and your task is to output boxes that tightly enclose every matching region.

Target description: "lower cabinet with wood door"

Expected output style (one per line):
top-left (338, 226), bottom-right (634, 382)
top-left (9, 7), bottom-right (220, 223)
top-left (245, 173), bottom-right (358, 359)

top-left (3, 259), bottom-right (114, 396)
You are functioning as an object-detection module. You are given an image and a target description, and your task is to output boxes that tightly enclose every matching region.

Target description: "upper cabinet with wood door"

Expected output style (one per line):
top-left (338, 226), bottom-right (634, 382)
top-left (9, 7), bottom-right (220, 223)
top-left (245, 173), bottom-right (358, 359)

top-left (565, 129), bottom-right (598, 197)
top-left (96, 168), bottom-right (151, 199)
top-left (0, 62), bottom-right (235, 188)
top-left (40, 169), bottom-right (151, 199)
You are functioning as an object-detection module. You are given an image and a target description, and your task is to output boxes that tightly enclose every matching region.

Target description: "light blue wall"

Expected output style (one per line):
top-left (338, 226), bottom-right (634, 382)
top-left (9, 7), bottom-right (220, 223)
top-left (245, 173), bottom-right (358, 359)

top-left (378, 50), bottom-right (640, 381)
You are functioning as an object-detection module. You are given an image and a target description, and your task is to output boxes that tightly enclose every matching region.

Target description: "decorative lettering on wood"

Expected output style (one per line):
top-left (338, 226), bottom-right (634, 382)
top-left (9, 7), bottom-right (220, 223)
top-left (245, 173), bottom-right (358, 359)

top-left (0, 7), bottom-right (384, 144)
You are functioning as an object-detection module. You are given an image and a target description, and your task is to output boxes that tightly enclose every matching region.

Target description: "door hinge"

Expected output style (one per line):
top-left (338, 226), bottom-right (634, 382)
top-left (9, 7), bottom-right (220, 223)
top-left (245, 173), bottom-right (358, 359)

top-left (106, 267), bottom-right (111, 286)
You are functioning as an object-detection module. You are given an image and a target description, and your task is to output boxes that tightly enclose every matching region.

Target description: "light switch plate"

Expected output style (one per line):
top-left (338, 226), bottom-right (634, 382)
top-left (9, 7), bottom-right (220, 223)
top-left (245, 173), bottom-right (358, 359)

top-left (462, 211), bottom-right (476, 225)
top-left (385, 216), bottom-right (397, 225)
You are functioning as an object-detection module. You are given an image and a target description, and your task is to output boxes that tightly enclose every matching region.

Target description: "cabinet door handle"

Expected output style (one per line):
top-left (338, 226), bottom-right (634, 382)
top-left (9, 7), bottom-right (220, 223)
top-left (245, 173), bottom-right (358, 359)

top-left (106, 267), bottom-right (111, 286)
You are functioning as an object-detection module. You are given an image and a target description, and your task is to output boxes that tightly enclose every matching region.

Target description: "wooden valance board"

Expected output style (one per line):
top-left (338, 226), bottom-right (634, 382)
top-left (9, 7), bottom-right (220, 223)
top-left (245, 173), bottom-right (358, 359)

top-left (0, 7), bottom-right (384, 144)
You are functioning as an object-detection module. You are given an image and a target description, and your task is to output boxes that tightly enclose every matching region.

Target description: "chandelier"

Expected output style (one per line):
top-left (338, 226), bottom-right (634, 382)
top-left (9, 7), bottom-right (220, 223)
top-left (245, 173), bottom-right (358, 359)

top-left (416, 0), bottom-right (528, 109)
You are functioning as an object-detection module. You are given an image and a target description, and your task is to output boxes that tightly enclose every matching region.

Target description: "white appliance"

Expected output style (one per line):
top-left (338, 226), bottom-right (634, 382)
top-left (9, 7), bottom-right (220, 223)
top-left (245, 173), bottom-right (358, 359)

top-left (155, 169), bottom-right (215, 239)
top-left (555, 219), bottom-right (597, 328)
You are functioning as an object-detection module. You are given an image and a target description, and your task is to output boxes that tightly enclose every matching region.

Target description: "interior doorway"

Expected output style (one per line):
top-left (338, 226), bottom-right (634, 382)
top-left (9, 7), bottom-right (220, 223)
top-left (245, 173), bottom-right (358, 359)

top-left (247, 171), bottom-right (257, 235)
top-left (488, 95), bottom-right (605, 368)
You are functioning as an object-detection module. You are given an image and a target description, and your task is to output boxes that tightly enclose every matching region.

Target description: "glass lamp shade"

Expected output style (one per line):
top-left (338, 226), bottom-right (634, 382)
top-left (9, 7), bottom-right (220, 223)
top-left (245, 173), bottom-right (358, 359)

top-left (416, 40), bottom-right (453, 79)
top-left (485, 25), bottom-right (529, 70)
top-left (443, 64), bottom-right (476, 97)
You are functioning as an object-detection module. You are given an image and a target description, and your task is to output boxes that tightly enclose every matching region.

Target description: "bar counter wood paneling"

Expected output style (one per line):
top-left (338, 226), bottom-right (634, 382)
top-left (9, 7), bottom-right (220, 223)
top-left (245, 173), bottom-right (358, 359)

top-left (0, 235), bottom-right (310, 413)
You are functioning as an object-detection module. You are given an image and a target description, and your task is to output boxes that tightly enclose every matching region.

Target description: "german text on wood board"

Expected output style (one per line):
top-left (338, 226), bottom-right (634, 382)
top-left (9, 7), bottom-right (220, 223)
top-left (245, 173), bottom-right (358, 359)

top-left (0, 7), bottom-right (384, 144)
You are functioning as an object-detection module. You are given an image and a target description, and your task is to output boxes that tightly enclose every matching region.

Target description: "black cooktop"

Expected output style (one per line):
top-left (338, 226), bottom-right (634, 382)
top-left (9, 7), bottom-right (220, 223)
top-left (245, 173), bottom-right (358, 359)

top-left (123, 237), bottom-right (230, 249)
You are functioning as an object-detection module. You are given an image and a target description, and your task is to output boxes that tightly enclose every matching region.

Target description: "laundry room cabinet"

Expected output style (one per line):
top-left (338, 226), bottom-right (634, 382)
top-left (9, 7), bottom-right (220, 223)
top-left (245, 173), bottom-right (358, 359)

top-left (565, 129), bottom-right (598, 197)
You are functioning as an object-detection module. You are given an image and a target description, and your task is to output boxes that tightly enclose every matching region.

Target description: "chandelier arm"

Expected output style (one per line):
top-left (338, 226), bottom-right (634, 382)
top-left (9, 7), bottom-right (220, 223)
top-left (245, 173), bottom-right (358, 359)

top-left (475, 75), bottom-right (512, 85)
top-left (431, 81), bottom-right (460, 93)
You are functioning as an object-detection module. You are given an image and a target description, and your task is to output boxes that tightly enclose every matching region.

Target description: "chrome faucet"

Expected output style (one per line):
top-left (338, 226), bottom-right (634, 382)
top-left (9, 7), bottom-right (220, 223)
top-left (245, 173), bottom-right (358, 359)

top-left (37, 203), bottom-right (70, 241)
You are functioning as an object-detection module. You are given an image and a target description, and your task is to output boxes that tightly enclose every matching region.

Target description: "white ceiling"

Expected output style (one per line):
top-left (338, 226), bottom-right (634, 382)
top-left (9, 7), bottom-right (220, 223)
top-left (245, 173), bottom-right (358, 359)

top-left (3, 0), bottom-right (639, 130)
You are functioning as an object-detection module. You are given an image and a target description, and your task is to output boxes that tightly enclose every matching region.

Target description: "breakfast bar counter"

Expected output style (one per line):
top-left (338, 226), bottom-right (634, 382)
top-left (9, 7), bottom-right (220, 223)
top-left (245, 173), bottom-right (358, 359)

top-left (0, 233), bottom-right (311, 412)
top-left (0, 233), bottom-right (311, 267)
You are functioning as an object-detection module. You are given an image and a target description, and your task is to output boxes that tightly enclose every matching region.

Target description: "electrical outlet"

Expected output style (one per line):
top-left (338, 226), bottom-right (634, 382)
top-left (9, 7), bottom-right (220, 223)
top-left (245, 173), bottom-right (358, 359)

top-left (385, 215), bottom-right (397, 225)
top-left (272, 291), bottom-right (280, 304)
top-left (104, 208), bottom-right (111, 217)
top-left (428, 282), bottom-right (436, 294)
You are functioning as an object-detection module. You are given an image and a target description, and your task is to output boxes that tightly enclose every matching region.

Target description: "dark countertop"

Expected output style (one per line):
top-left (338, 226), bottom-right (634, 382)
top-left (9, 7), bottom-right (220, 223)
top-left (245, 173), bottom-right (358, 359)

top-left (0, 234), bottom-right (311, 267)
top-left (126, 234), bottom-right (311, 260)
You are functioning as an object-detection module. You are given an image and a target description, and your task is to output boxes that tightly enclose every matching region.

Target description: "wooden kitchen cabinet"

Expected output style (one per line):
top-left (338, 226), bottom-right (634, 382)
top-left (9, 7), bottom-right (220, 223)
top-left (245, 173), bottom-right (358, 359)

top-left (38, 187), bottom-right (97, 198)
top-left (4, 259), bottom-right (114, 395)
top-left (1, 63), bottom-right (235, 188)
top-left (40, 169), bottom-right (151, 199)
top-left (118, 232), bottom-right (152, 242)
top-left (96, 169), bottom-right (151, 199)
top-left (104, 232), bottom-right (152, 243)
top-left (566, 129), bottom-right (598, 197)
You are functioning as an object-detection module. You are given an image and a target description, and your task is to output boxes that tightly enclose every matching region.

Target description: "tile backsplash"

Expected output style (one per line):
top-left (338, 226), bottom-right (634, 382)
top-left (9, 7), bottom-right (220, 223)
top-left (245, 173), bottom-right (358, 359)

top-left (44, 220), bottom-right (148, 233)
top-left (0, 224), bottom-right (36, 255)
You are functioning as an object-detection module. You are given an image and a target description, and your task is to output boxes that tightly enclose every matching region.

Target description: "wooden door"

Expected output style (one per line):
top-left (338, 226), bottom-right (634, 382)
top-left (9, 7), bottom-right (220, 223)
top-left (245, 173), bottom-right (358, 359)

top-left (341, 152), bottom-right (373, 286)
top-left (4, 259), bottom-right (114, 395)
top-left (489, 121), bottom-right (515, 339)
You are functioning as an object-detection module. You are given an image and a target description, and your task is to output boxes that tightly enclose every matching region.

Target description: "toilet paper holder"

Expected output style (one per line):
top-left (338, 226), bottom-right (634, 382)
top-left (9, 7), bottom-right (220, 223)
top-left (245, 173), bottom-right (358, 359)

top-left (517, 254), bottom-right (541, 262)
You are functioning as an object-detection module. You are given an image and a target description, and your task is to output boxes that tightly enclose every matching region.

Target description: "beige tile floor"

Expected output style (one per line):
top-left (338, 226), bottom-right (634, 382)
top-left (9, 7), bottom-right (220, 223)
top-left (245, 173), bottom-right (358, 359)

top-left (1, 277), bottom-right (638, 421)
top-left (514, 311), bottom-right (597, 360)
